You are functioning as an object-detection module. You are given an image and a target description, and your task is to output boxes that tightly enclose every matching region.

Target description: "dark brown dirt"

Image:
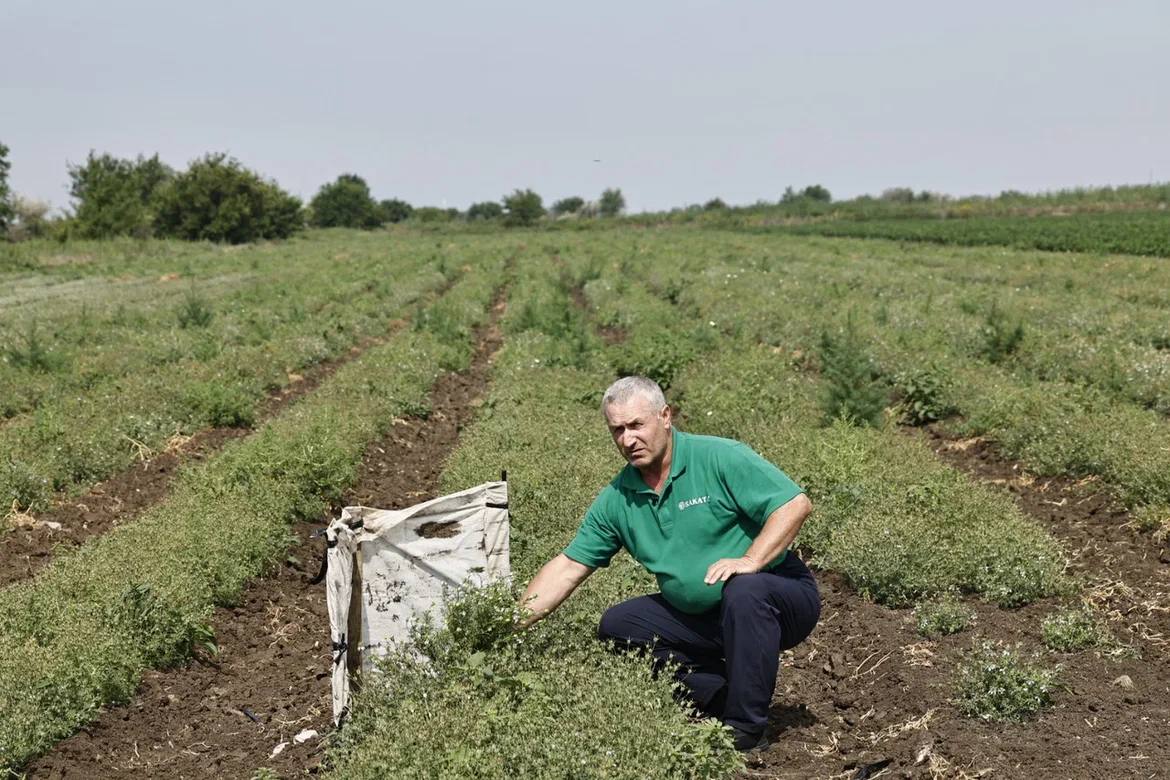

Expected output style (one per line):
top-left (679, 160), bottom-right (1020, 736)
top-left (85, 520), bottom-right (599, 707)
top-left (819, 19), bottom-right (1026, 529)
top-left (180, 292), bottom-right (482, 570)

top-left (26, 301), bottom-right (504, 780)
top-left (740, 429), bottom-right (1170, 779)
top-left (0, 324), bottom-right (407, 588)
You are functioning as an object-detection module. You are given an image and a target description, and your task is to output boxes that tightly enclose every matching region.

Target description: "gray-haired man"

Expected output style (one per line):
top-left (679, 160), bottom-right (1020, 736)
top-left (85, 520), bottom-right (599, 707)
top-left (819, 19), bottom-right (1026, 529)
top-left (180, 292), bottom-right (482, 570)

top-left (520, 376), bottom-right (820, 751)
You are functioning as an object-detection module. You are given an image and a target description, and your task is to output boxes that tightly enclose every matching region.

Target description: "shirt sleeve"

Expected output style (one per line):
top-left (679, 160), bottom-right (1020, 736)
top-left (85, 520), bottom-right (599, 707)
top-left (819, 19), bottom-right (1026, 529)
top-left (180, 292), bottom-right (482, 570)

top-left (718, 442), bottom-right (804, 528)
top-left (563, 491), bottom-right (622, 569)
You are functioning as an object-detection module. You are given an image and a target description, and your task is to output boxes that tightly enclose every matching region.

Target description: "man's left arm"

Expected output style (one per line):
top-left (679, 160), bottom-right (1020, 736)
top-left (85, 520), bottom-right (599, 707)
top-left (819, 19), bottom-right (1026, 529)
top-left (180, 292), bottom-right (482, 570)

top-left (704, 493), bottom-right (813, 584)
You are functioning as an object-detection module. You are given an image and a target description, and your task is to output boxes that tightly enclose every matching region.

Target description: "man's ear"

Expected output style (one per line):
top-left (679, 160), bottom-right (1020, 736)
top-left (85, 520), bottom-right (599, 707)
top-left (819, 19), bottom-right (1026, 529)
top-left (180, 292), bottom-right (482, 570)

top-left (661, 404), bottom-right (673, 428)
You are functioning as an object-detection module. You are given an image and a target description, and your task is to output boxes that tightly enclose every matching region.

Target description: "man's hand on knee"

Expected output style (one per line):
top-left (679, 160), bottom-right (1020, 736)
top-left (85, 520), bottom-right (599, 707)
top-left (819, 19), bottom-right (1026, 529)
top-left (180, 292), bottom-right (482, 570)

top-left (704, 555), bottom-right (762, 585)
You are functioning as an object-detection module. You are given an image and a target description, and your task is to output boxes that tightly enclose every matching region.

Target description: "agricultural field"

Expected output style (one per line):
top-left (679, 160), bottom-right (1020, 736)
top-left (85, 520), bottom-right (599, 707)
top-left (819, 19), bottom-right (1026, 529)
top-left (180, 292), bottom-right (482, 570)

top-left (2, 221), bottom-right (1169, 779)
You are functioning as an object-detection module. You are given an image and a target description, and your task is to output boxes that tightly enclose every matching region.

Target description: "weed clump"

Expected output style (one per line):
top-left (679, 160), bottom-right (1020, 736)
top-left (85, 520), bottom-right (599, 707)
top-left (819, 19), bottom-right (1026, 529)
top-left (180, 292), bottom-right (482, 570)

top-left (818, 315), bottom-right (888, 427)
top-left (1041, 606), bottom-right (1110, 652)
top-left (177, 292), bottom-right (214, 329)
top-left (954, 641), bottom-right (1058, 722)
top-left (980, 303), bottom-right (1025, 364)
top-left (5, 321), bottom-right (65, 373)
top-left (893, 364), bottom-right (957, 425)
top-left (915, 593), bottom-right (975, 638)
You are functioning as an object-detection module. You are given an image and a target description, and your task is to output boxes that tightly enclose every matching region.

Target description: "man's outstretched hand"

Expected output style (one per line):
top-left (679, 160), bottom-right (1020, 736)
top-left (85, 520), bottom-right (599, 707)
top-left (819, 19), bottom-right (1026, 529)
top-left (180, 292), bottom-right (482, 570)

top-left (704, 555), bottom-right (762, 585)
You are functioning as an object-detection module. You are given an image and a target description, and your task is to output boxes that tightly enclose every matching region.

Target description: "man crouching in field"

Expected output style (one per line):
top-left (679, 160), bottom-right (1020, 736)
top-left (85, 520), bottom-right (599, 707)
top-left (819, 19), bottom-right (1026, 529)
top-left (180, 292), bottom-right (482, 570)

top-left (519, 376), bottom-right (820, 751)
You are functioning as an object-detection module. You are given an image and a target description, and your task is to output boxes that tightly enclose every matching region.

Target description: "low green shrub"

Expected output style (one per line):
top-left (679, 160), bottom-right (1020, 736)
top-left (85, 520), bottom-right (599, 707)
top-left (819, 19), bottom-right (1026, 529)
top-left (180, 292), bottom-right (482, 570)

top-left (1041, 606), bottom-right (1110, 652)
top-left (894, 364), bottom-right (956, 425)
top-left (818, 317), bottom-right (888, 427)
top-left (915, 593), bottom-right (975, 638)
top-left (954, 641), bottom-right (1059, 722)
top-left (176, 292), bottom-right (214, 329)
top-left (979, 303), bottom-right (1025, 365)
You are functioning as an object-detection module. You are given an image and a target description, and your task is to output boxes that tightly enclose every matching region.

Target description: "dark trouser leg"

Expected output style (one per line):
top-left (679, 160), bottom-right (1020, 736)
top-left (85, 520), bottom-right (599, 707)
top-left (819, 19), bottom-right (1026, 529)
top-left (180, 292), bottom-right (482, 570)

top-left (720, 554), bottom-right (820, 735)
top-left (597, 594), bottom-right (727, 715)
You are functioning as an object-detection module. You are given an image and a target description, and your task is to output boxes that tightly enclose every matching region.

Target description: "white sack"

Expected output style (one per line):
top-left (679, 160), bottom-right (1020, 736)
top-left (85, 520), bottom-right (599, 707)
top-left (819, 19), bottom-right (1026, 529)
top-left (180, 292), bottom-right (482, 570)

top-left (324, 480), bottom-right (510, 724)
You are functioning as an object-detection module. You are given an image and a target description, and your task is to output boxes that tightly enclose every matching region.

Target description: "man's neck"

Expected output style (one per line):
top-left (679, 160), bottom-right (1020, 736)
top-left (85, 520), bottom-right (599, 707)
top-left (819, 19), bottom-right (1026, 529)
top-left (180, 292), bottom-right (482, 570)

top-left (637, 433), bottom-right (673, 494)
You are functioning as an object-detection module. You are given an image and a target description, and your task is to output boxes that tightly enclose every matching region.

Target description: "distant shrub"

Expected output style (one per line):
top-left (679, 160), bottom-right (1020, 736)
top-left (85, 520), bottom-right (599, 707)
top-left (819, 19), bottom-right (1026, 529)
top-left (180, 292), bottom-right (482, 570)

top-left (0, 142), bottom-right (12, 233)
top-left (818, 316), bottom-right (888, 426)
top-left (955, 641), bottom-right (1058, 722)
top-left (893, 364), bottom-right (957, 425)
top-left (703, 198), bottom-right (727, 211)
top-left (599, 188), bottom-right (626, 217)
top-left (467, 201), bottom-right (503, 220)
top-left (153, 154), bottom-right (303, 243)
top-left (503, 188), bottom-right (545, 227)
top-left (881, 187), bottom-right (916, 203)
top-left (7, 195), bottom-right (53, 241)
top-left (68, 151), bottom-right (174, 239)
top-left (1041, 606), bottom-right (1109, 652)
top-left (915, 593), bottom-right (975, 638)
top-left (980, 303), bottom-right (1025, 364)
top-left (412, 206), bottom-right (455, 223)
top-left (783, 184), bottom-right (832, 203)
top-left (378, 198), bottom-right (413, 223)
top-left (551, 196), bottom-right (585, 216)
top-left (310, 174), bottom-right (381, 229)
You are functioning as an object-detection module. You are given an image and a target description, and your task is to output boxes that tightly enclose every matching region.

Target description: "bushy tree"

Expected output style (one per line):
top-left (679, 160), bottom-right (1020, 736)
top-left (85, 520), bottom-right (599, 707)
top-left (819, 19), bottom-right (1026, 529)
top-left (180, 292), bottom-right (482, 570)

top-left (502, 189), bottom-right (544, 227)
top-left (703, 197), bottom-right (727, 211)
top-left (67, 152), bottom-right (173, 238)
top-left (599, 187), bottom-right (625, 217)
top-left (801, 184), bottom-right (831, 202)
top-left (551, 196), bottom-right (584, 216)
top-left (8, 196), bottom-right (53, 241)
top-left (153, 153), bottom-right (303, 243)
top-left (467, 201), bottom-right (503, 220)
top-left (310, 174), bottom-right (381, 229)
top-left (379, 198), bottom-right (413, 223)
top-left (0, 143), bottom-right (12, 234)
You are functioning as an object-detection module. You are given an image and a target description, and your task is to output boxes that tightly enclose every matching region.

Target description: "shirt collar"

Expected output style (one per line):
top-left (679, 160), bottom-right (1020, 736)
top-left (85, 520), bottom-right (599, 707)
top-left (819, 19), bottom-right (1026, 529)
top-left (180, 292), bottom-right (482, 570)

top-left (617, 428), bottom-right (687, 494)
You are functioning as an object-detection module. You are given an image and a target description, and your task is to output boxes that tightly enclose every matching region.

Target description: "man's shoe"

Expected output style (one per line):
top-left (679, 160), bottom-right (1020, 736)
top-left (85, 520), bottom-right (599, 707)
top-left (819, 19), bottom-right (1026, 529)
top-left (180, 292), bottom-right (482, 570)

top-left (728, 726), bottom-right (769, 752)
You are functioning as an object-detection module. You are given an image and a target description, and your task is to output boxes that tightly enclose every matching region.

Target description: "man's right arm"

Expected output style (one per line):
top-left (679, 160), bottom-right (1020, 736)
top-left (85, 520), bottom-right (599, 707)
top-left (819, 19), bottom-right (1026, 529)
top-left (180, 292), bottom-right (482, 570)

top-left (517, 553), bottom-right (594, 628)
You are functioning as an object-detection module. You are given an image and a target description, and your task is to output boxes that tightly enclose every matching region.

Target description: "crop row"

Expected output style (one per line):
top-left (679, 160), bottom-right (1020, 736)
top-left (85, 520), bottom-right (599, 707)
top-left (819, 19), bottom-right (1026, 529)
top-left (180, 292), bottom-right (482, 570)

top-left (326, 233), bottom-right (1071, 777)
top-left (770, 210), bottom-right (1170, 258)
top-left (0, 249), bottom-right (506, 771)
top-left (628, 230), bottom-right (1170, 525)
top-left (0, 232), bottom-right (526, 513)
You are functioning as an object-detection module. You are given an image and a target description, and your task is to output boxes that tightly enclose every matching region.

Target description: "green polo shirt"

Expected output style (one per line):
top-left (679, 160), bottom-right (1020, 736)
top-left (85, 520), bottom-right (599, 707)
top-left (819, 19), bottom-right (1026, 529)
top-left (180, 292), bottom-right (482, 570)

top-left (564, 429), bottom-right (803, 614)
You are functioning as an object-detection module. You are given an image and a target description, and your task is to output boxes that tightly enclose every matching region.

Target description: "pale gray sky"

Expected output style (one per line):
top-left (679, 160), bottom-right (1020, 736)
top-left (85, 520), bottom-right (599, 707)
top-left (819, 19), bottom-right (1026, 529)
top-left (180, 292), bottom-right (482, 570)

top-left (3, 0), bottom-right (1168, 213)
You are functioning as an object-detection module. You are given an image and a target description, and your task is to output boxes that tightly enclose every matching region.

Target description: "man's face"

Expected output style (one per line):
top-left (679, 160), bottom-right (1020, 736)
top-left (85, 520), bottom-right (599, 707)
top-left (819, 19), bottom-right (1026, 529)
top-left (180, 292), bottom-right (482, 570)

top-left (604, 395), bottom-right (672, 470)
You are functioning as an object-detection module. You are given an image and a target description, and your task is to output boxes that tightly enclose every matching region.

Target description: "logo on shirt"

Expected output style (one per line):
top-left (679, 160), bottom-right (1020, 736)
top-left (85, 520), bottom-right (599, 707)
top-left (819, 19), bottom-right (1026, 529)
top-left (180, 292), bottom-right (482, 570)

top-left (677, 495), bottom-right (710, 511)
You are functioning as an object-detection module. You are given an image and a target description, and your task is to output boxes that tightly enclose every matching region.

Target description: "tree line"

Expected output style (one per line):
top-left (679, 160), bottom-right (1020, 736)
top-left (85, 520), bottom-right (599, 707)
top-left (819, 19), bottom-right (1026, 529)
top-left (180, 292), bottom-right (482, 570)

top-left (0, 145), bottom-right (630, 244)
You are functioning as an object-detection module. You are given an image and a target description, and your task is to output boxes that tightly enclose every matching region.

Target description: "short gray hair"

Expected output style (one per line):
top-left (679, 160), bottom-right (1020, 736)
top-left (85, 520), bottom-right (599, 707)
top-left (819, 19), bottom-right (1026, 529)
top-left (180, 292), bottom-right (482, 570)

top-left (601, 376), bottom-right (666, 415)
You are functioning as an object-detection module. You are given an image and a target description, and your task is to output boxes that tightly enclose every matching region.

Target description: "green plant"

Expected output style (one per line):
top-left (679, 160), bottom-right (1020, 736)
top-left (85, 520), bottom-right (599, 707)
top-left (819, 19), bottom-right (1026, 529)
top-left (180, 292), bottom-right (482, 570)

top-left (466, 201), bottom-right (503, 221)
top-left (5, 321), bottom-right (63, 373)
top-left (980, 303), bottom-right (1025, 364)
top-left (0, 141), bottom-right (12, 233)
top-left (894, 365), bottom-right (956, 425)
top-left (915, 593), bottom-right (975, 638)
top-left (153, 153), bottom-right (303, 243)
top-left (502, 188), bottom-right (545, 227)
top-left (954, 641), bottom-right (1059, 721)
top-left (176, 292), bottom-right (214, 329)
top-left (67, 151), bottom-right (173, 239)
top-left (310, 174), bottom-right (382, 229)
top-left (378, 198), bottom-right (413, 223)
top-left (1041, 606), bottom-right (1109, 652)
top-left (818, 316), bottom-right (888, 426)
top-left (599, 188), bottom-right (626, 217)
top-left (551, 196), bottom-right (585, 216)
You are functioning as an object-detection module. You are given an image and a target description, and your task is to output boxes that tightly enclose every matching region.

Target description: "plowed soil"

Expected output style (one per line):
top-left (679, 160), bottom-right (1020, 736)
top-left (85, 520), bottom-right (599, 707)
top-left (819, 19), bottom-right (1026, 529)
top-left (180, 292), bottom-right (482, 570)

top-left (740, 430), bottom-right (1170, 779)
top-left (1, 326), bottom-right (406, 588)
top-left (26, 302), bottom-right (503, 780)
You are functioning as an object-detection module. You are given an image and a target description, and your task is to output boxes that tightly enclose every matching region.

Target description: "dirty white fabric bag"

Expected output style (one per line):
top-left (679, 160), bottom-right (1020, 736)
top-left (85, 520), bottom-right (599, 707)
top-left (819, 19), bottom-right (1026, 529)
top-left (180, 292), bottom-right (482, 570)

top-left (324, 480), bottom-right (510, 724)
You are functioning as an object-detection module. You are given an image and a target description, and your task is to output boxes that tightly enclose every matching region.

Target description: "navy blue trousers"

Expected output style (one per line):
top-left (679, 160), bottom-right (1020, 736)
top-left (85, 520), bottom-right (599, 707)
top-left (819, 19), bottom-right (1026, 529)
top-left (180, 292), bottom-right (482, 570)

top-left (597, 552), bottom-right (820, 735)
